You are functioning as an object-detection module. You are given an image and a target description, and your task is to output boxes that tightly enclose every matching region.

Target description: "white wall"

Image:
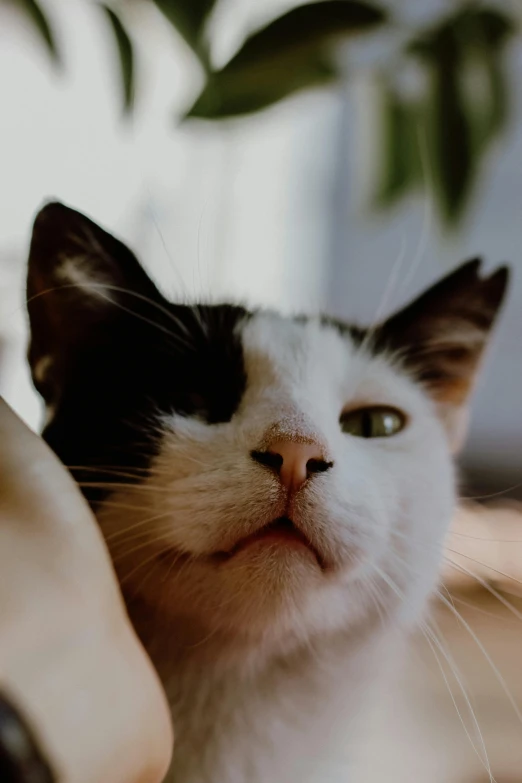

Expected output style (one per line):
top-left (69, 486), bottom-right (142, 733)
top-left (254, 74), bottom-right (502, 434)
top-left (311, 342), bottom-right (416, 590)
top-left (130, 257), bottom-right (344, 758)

top-left (0, 0), bottom-right (335, 428)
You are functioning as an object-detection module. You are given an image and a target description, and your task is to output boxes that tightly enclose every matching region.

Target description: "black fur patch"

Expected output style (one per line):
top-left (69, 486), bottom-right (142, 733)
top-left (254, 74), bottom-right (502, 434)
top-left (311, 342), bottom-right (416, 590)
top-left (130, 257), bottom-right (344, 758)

top-left (27, 203), bottom-right (249, 507)
top-left (42, 302), bottom-right (249, 506)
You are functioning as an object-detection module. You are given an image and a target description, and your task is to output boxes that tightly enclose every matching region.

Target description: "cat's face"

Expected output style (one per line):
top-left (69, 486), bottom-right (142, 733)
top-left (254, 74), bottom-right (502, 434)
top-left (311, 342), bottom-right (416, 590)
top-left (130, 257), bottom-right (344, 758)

top-left (26, 203), bottom-right (508, 661)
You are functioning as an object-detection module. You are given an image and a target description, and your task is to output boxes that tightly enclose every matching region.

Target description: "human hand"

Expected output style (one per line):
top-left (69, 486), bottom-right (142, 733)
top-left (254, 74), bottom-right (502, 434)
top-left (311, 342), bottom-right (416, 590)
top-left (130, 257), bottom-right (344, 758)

top-left (0, 397), bottom-right (173, 783)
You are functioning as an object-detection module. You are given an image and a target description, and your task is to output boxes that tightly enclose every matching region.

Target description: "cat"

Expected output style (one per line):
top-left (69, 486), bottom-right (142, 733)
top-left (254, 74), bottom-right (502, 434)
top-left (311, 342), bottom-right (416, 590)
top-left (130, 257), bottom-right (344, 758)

top-left (25, 201), bottom-right (509, 782)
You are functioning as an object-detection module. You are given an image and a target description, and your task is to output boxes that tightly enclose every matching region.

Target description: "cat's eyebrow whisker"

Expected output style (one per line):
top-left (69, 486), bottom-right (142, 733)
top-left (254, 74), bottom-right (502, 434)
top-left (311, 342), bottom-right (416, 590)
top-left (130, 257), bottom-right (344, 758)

top-left (27, 285), bottom-right (189, 353)
top-left (358, 233), bottom-right (409, 356)
top-left (144, 195), bottom-right (189, 298)
top-left (357, 133), bottom-right (432, 357)
top-left (27, 281), bottom-right (195, 349)
top-left (395, 128), bottom-right (433, 297)
top-left (371, 562), bottom-right (495, 780)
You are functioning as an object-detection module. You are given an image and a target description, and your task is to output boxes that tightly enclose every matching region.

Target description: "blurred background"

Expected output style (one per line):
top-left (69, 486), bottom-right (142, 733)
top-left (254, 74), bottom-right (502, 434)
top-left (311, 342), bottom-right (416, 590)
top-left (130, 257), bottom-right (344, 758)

top-left (1, 0), bottom-right (522, 780)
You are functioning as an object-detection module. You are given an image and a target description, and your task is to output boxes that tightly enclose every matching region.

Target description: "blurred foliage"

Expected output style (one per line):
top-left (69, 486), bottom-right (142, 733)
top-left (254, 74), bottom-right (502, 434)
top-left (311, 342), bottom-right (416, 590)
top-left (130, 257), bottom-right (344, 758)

top-left (185, 2), bottom-right (386, 119)
top-left (7, 0), bottom-right (520, 228)
top-left (14, 0), bottom-right (60, 63)
top-left (152, 0), bottom-right (217, 66)
top-left (403, 6), bottom-right (516, 225)
top-left (100, 5), bottom-right (135, 113)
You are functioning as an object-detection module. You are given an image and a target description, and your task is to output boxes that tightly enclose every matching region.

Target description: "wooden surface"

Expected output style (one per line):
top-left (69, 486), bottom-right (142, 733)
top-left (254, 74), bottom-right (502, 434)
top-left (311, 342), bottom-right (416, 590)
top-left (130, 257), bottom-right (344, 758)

top-left (359, 501), bottom-right (522, 783)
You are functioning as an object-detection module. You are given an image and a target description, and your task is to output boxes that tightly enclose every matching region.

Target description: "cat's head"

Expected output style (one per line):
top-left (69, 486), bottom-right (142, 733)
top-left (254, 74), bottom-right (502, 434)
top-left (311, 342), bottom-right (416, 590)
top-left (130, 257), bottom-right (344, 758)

top-left (26, 202), bottom-right (508, 662)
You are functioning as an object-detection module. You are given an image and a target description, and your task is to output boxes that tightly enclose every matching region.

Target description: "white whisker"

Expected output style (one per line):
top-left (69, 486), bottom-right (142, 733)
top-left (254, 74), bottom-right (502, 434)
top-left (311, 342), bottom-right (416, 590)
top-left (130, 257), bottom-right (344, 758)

top-left (371, 561), bottom-right (495, 779)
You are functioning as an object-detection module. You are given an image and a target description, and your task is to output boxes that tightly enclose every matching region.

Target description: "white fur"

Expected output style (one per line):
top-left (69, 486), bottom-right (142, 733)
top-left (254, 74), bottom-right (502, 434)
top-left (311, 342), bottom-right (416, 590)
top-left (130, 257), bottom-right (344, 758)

top-left (56, 256), bottom-right (116, 301)
top-left (97, 312), bottom-right (456, 782)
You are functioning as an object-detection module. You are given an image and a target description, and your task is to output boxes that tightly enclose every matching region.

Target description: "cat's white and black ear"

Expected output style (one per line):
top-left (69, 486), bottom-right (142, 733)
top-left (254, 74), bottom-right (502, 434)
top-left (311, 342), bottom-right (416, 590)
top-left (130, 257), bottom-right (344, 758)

top-left (376, 259), bottom-right (509, 452)
top-left (27, 201), bottom-right (162, 406)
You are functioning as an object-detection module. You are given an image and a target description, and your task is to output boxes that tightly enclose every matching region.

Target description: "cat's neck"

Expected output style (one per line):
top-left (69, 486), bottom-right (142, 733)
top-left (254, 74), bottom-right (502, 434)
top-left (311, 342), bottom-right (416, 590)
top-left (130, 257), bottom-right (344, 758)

top-left (126, 593), bottom-right (395, 783)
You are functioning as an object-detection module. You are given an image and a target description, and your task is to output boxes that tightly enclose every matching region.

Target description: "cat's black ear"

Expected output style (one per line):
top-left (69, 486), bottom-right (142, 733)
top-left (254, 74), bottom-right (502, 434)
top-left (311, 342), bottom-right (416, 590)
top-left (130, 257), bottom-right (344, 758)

top-left (375, 259), bottom-right (509, 451)
top-left (27, 201), bottom-right (162, 407)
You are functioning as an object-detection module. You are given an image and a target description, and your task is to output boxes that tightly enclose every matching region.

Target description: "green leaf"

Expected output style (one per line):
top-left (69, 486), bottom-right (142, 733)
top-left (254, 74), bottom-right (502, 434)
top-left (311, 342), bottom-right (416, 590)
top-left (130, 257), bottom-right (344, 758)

top-left (427, 59), bottom-right (474, 226)
top-left (185, 0), bottom-right (387, 119)
top-left (458, 9), bottom-right (515, 155)
top-left (224, 1), bottom-right (386, 69)
top-left (463, 51), bottom-right (508, 159)
top-left (15, 0), bottom-right (59, 64)
top-left (152, 0), bottom-right (216, 64)
top-left (101, 5), bottom-right (135, 115)
top-left (374, 83), bottom-right (421, 208)
top-left (482, 56), bottom-right (509, 141)
top-left (186, 55), bottom-right (337, 119)
top-left (467, 8), bottom-right (516, 49)
top-left (407, 4), bottom-right (517, 227)
top-left (408, 6), bottom-right (516, 61)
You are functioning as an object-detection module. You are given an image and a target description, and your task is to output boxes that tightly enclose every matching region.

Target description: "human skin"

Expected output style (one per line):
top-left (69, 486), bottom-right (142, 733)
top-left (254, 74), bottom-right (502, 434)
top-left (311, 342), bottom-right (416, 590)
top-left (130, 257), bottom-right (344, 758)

top-left (0, 397), bottom-right (173, 783)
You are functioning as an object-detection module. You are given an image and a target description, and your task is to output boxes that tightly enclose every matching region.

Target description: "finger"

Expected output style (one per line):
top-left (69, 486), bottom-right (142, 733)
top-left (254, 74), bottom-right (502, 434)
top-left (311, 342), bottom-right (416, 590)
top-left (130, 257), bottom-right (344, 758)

top-left (0, 400), bottom-right (174, 782)
top-left (0, 397), bottom-right (88, 531)
top-left (0, 396), bottom-right (121, 610)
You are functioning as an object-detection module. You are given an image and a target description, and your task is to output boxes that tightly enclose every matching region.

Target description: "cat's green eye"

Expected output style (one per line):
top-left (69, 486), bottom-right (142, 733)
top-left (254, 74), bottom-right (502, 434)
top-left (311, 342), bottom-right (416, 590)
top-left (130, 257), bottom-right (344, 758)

top-left (340, 407), bottom-right (406, 438)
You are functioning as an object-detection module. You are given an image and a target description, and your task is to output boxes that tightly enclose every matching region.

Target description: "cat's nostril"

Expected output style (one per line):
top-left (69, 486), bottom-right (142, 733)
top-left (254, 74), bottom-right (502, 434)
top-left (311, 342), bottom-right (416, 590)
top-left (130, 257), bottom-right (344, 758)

top-left (306, 458), bottom-right (333, 475)
top-left (251, 440), bottom-right (332, 492)
top-left (251, 450), bottom-right (283, 471)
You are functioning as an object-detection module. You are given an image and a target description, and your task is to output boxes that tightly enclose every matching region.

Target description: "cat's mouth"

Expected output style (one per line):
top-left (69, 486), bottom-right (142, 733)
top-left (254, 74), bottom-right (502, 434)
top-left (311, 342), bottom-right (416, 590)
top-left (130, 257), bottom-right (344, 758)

top-left (215, 516), bottom-right (326, 569)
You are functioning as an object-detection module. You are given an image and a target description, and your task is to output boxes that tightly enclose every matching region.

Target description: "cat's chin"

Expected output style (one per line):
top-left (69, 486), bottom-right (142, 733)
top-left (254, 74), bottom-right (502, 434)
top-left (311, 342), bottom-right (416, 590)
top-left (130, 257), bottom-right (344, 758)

top-left (118, 523), bottom-right (379, 667)
top-left (133, 533), bottom-right (330, 645)
top-left (212, 516), bottom-right (328, 571)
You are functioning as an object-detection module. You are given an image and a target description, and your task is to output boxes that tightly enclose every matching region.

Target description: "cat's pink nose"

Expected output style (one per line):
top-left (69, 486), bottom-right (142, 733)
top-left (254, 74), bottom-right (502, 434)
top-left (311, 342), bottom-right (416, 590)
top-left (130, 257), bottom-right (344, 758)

top-left (252, 439), bottom-right (333, 493)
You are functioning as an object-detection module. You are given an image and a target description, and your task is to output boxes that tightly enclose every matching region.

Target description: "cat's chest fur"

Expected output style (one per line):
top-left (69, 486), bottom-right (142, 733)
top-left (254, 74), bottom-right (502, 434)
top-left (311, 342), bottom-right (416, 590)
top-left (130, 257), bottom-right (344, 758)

top-left (143, 620), bottom-right (387, 783)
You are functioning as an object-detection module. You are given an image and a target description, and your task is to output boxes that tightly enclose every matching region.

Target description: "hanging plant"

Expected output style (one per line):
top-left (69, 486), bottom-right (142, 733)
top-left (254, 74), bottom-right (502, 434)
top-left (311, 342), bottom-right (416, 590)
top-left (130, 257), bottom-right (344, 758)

top-left (6, 0), bottom-right (519, 229)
